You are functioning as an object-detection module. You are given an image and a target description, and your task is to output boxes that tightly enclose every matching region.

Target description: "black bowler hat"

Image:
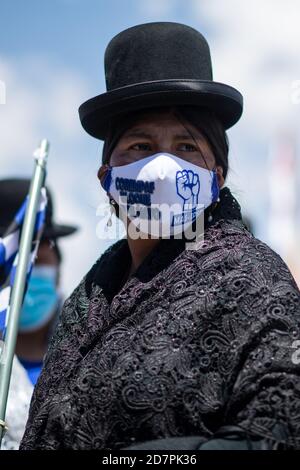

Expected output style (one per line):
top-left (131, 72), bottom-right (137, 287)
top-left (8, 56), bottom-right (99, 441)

top-left (0, 178), bottom-right (78, 238)
top-left (79, 22), bottom-right (243, 140)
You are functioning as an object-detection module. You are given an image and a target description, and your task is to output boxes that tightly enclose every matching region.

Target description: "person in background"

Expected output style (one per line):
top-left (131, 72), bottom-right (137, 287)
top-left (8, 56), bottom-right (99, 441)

top-left (0, 178), bottom-right (77, 449)
top-left (15, 238), bottom-right (62, 386)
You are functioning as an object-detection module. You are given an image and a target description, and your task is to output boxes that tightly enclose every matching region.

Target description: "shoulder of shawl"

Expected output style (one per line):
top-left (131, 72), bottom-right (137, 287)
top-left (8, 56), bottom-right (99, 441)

top-left (187, 217), bottom-right (299, 291)
top-left (49, 239), bottom-right (125, 339)
top-left (84, 238), bottom-right (126, 296)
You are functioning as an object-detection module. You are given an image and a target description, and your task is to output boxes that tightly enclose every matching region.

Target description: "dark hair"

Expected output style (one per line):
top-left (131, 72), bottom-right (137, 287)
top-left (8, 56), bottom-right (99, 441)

top-left (101, 105), bottom-right (229, 218)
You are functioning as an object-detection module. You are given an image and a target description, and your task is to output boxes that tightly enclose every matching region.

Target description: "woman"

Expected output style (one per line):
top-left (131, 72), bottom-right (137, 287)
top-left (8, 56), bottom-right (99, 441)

top-left (20, 22), bottom-right (300, 450)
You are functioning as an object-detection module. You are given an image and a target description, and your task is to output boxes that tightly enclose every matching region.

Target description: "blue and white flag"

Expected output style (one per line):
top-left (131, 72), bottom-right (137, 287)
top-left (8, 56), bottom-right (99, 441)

top-left (0, 188), bottom-right (47, 340)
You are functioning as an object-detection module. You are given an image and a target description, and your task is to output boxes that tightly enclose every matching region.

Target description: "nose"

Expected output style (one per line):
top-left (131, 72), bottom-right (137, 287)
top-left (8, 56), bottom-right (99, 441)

top-left (156, 146), bottom-right (173, 155)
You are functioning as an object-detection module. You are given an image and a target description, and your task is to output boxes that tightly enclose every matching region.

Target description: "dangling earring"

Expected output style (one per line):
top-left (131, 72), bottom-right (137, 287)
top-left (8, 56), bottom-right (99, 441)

top-left (106, 198), bottom-right (116, 228)
top-left (208, 213), bottom-right (213, 222)
top-left (106, 209), bottom-right (113, 228)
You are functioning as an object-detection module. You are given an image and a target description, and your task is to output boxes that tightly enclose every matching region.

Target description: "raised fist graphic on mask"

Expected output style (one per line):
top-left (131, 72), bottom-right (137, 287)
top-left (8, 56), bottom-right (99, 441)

top-left (176, 170), bottom-right (200, 208)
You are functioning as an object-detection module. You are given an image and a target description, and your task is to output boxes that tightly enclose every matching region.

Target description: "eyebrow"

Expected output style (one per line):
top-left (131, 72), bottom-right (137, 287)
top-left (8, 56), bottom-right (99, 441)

top-left (122, 129), bottom-right (199, 140)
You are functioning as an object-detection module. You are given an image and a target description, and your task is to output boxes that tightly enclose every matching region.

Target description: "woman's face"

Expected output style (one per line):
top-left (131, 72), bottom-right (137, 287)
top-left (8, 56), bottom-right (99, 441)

top-left (109, 111), bottom-right (224, 186)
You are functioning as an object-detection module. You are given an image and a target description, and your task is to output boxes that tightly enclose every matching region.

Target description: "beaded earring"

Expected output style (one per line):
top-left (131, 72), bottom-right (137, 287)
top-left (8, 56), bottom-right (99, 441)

top-left (106, 198), bottom-right (117, 228)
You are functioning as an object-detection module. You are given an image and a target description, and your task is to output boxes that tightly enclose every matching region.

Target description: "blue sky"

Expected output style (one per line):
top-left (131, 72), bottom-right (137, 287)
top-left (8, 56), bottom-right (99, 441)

top-left (0, 1), bottom-right (211, 75)
top-left (1, 0), bottom-right (299, 293)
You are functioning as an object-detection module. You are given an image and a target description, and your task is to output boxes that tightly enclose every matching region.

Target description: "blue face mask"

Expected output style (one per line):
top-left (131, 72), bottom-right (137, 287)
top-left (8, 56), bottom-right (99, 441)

top-left (19, 265), bottom-right (59, 333)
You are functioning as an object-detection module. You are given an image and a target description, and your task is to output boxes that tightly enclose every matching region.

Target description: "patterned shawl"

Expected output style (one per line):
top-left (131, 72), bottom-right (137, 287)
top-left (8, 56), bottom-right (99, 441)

top-left (20, 187), bottom-right (300, 450)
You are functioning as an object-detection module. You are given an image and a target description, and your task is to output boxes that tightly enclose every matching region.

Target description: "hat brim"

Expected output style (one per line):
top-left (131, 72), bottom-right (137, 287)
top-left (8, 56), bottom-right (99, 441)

top-left (42, 223), bottom-right (78, 239)
top-left (0, 223), bottom-right (78, 239)
top-left (79, 80), bottom-right (243, 140)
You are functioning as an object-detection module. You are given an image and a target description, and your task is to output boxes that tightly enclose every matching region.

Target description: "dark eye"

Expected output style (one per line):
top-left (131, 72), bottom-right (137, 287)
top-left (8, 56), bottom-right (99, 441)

top-left (130, 143), bottom-right (152, 151)
top-left (179, 143), bottom-right (198, 152)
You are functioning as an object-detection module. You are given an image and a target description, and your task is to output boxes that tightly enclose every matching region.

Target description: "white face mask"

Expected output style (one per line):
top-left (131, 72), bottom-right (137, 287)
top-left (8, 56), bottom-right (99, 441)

top-left (100, 152), bottom-right (219, 238)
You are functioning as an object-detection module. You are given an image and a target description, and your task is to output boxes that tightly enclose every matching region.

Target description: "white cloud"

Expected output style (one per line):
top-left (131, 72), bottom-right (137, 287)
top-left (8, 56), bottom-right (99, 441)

top-left (0, 58), bottom-right (40, 172)
top-left (191, 0), bottom-right (300, 137)
top-left (190, 0), bottom-right (300, 280)
top-left (0, 55), bottom-right (112, 297)
top-left (0, 79), bottom-right (6, 104)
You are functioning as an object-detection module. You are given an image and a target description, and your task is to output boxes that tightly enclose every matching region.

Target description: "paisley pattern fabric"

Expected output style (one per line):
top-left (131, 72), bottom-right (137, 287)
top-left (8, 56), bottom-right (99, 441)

top-left (20, 187), bottom-right (300, 450)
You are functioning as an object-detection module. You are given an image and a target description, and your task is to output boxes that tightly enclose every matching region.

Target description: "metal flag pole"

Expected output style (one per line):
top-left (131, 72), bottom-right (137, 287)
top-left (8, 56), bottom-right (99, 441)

top-left (0, 139), bottom-right (49, 447)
